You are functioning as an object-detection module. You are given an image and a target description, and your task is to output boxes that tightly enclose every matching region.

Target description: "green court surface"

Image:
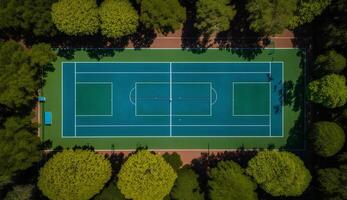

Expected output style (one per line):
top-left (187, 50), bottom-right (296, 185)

top-left (41, 48), bottom-right (306, 150)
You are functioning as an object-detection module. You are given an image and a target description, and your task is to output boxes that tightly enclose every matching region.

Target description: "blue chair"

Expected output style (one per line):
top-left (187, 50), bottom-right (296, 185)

top-left (45, 112), bottom-right (52, 125)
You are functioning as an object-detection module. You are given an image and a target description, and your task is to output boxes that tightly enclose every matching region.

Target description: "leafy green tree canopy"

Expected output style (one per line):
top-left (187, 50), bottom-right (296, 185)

top-left (99, 0), bottom-right (139, 38)
top-left (163, 152), bottom-right (183, 172)
top-left (38, 150), bottom-right (112, 200)
top-left (94, 182), bottom-right (125, 200)
top-left (5, 184), bottom-right (34, 200)
top-left (0, 40), bottom-right (56, 110)
top-left (315, 50), bottom-right (346, 73)
top-left (289, 0), bottom-right (331, 29)
top-left (318, 164), bottom-right (347, 200)
top-left (310, 121), bottom-right (345, 157)
top-left (321, 0), bottom-right (347, 49)
top-left (171, 168), bottom-right (203, 200)
top-left (0, 0), bottom-right (57, 36)
top-left (0, 117), bottom-right (41, 188)
top-left (308, 74), bottom-right (347, 108)
top-left (246, 151), bottom-right (311, 197)
top-left (194, 0), bottom-right (237, 34)
top-left (209, 160), bottom-right (257, 200)
top-left (51, 0), bottom-right (99, 35)
top-left (246, 0), bottom-right (297, 36)
top-left (117, 150), bottom-right (177, 200)
top-left (139, 0), bottom-right (186, 34)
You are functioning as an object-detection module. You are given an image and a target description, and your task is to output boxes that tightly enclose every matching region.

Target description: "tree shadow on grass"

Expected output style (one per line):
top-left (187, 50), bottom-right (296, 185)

top-left (180, 0), bottom-right (210, 53)
top-left (130, 25), bottom-right (157, 49)
top-left (214, 0), bottom-right (264, 60)
top-left (105, 153), bottom-right (125, 176)
top-left (282, 48), bottom-right (307, 150)
top-left (57, 48), bottom-right (77, 60)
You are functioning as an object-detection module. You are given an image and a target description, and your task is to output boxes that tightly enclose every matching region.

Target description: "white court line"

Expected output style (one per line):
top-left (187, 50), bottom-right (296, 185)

top-left (62, 61), bottom-right (286, 138)
top-left (62, 135), bottom-right (283, 138)
top-left (76, 124), bottom-right (270, 127)
top-left (136, 82), bottom-right (211, 84)
top-left (211, 88), bottom-right (218, 105)
top-left (76, 72), bottom-right (270, 74)
top-left (282, 62), bottom-right (284, 137)
top-left (74, 62), bottom-right (77, 137)
top-left (129, 87), bottom-right (136, 105)
top-left (111, 83), bottom-right (113, 117)
top-left (169, 62), bottom-right (172, 136)
top-left (135, 83), bottom-right (138, 116)
top-left (269, 62), bottom-right (272, 136)
top-left (61, 62), bottom-right (64, 138)
top-left (210, 83), bottom-right (212, 115)
top-left (65, 61), bottom-right (285, 64)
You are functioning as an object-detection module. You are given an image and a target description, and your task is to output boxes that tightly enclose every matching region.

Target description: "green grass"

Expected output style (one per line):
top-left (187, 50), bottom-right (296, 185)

top-left (41, 48), bottom-right (305, 150)
top-left (233, 83), bottom-right (270, 115)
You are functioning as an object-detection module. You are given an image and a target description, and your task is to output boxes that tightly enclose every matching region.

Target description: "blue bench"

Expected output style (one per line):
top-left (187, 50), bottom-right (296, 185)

top-left (45, 112), bottom-right (52, 125)
top-left (38, 96), bottom-right (46, 102)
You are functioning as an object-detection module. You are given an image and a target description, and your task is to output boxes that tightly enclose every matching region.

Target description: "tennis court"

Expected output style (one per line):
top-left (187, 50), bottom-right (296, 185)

top-left (61, 61), bottom-right (284, 138)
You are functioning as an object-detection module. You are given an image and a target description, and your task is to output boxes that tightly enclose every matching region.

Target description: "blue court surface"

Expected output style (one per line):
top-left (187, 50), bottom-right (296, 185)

top-left (62, 62), bottom-right (284, 138)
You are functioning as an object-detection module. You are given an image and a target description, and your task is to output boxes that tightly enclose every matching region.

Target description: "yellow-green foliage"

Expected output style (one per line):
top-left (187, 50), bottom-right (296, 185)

top-left (308, 74), bottom-right (347, 108)
top-left (99, 0), bottom-right (139, 38)
top-left (51, 0), bottom-right (99, 35)
top-left (209, 161), bottom-right (257, 200)
top-left (38, 150), bottom-right (112, 200)
top-left (310, 121), bottom-right (345, 157)
top-left (246, 151), bottom-right (311, 197)
top-left (117, 150), bottom-right (177, 200)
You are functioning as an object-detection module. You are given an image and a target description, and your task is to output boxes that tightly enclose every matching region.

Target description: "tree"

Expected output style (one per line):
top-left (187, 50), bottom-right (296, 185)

top-left (117, 150), bottom-right (177, 200)
top-left (171, 168), bottom-right (203, 200)
top-left (246, 0), bottom-right (297, 36)
top-left (5, 185), bottom-right (34, 200)
top-left (321, 0), bottom-right (347, 49)
top-left (194, 0), bottom-right (237, 34)
top-left (94, 182), bottom-right (125, 200)
top-left (163, 152), bottom-right (183, 172)
top-left (51, 0), bottom-right (99, 35)
top-left (289, 0), bottom-right (331, 29)
top-left (246, 151), bottom-right (311, 197)
top-left (138, 0), bottom-right (186, 34)
top-left (308, 74), bottom-right (347, 108)
top-left (38, 150), bottom-right (112, 200)
top-left (317, 164), bottom-right (347, 200)
top-left (0, 0), bottom-right (57, 36)
top-left (310, 121), bottom-right (345, 157)
top-left (315, 50), bottom-right (346, 73)
top-left (0, 40), bottom-right (56, 110)
top-left (99, 0), bottom-right (139, 38)
top-left (209, 161), bottom-right (257, 200)
top-left (0, 117), bottom-right (41, 188)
